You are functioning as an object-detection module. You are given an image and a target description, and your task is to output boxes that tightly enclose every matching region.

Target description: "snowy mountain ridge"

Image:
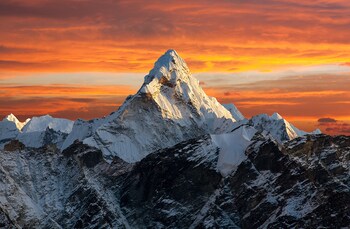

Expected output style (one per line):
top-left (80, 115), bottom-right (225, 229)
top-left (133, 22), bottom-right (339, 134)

top-left (1, 50), bottom-right (320, 163)
top-left (223, 103), bottom-right (245, 121)
top-left (22, 114), bottom-right (73, 134)
top-left (249, 112), bottom-right (321, 143)
top-left (0, 114), bottom-right (73, 148)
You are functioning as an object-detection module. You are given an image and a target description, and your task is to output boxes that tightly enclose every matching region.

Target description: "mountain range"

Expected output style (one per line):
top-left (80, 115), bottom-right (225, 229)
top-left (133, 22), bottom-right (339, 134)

top-left (0, 50), bottom-right (348, 228)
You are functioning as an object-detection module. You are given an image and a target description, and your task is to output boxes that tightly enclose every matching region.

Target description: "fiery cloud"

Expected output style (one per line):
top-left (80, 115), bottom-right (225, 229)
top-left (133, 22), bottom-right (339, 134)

top-left (200, 74), bottom-right (350, 134)
top-left (0, 84), bottom-right (136, 120)
top-left (1, 0), bottom-right (349, 135)
top-left (318, 118), bottom-right (337, 123)
top-left (2, 0), bottom-right (350, 73)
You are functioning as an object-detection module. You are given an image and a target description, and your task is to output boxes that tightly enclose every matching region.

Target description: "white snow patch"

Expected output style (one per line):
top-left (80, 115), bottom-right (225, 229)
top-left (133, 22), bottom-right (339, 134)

top-left (212, 126), bottom-right (257, 176)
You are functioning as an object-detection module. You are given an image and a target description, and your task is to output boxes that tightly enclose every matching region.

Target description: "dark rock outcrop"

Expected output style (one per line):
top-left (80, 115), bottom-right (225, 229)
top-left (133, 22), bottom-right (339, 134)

top-left (4, 139), bottom-right (25, 151)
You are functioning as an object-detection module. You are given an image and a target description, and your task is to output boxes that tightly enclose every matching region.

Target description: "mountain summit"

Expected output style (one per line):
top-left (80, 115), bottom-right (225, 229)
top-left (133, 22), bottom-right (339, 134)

top-left (3, 113), bottom-right (30, 130)
top-left (250, 113), bottom-right (321, 143)
top-left (142, 49), bottom-right (190, 86)
top-left (65, 49), bottom-right (236, 162)
top-left (138, 49), bottom-right (235, 130)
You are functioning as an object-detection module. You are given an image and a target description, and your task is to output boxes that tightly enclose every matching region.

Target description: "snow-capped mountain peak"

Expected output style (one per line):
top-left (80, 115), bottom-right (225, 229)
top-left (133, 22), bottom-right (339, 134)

top-left (137, 49), bottom-right (235, 126)
top-left (3, 113), bottom-right (30, 131)
top-left (0, 116), bottom-right (20, 146)
top-left (0, 113), bottom-right (74, 149)
top-left (22, 114), bottom-right (73, 134)
top-left (143, 49), bottom-right (190, 86)
top-left (4, 113), bottom-right (18, 122)
top-left (75, 49), bottom-right (237, 162)
top-left (250, 113), bottom-right (321, 143)
top-left (271, 112), bottom-right (283, 120)
top-left (139, 49), bottom-right (197, 100)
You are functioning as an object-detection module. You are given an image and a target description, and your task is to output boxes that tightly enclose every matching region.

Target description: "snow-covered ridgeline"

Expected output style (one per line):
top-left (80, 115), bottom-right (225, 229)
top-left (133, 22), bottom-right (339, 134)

top-left (0, 114), bottom-right (73, 148)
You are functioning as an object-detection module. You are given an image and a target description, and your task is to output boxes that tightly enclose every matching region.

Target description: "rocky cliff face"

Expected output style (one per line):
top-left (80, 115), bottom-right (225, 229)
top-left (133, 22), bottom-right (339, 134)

top-left (119, 134), bottom-right (350, 228)
top-left (0, 134), bottom-right (348, 228)
top-left (0, 142), bottom-right (132, 228)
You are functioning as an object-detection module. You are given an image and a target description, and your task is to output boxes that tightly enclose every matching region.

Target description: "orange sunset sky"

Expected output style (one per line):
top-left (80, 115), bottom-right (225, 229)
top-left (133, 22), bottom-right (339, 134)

top-left (1, 0), bottom-right (350, 135)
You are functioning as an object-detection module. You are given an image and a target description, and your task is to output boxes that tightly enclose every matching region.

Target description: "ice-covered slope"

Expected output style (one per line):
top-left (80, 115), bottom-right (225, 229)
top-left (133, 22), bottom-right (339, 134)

top-left (17, 128), bottom-right (69, 148)
top-left (223, 103), bottom-right (245, 121)
top-left (250, 112), bottom-right (321, 143)
top-left (0, 113), bottom-right (31, 147)
top-left (0, 118), bottom-right (19, 147)
top-left (0, 114), bottom-right (73, 149)
top-left (211, 125), bottom-right (257, 176)
top-left (10, 115), bottom-right (74, 148)
top-left (61, 118), bottom-right (104, 150)
top-left (22, 115), bottom-right (73, 134)
top-left (76, 50), bottom-right (236, 162)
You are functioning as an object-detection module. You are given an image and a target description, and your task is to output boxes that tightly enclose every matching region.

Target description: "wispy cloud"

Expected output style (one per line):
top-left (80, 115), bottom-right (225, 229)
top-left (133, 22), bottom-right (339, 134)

top-left (0, 84), bottom-right (136, 120)
top-left (317, 117), bottom-right (350, 135)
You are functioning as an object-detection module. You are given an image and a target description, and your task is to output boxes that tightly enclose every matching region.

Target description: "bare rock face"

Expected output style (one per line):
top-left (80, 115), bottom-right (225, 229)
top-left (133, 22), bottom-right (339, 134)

top-left (120, 136), bottom-right (222, 228)
top-left (4, 139), bottom-right (25, 151)
top-left (0, 142), bottom-right (131, 228)
top-left (0, 208), bottom-right (16, 228)
top-left (62, 140), bottom-right (104, 168)
top-left (223, 134), bottom-right (350, 228)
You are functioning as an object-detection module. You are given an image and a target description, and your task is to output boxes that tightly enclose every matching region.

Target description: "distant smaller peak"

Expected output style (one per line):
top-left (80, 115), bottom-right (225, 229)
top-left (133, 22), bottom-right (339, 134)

top-left (3, 113), bottom-right (29, 131)
top-left (6, 113), bottom-right (16, 118)
top-left (4, 113), bottom-right (19, 122)
top-left (33, 114), bottom-right (52, 119)
top-left (271, 112), bottom-right (283, 120)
